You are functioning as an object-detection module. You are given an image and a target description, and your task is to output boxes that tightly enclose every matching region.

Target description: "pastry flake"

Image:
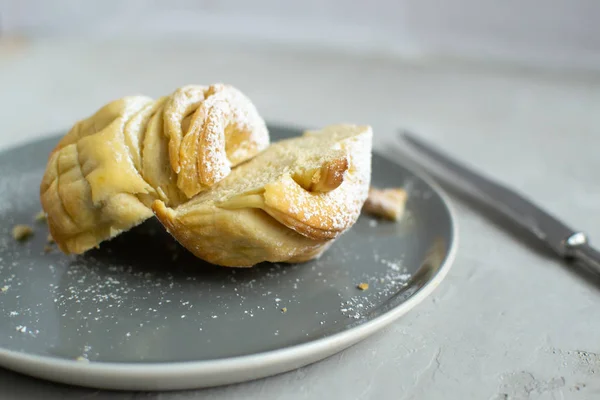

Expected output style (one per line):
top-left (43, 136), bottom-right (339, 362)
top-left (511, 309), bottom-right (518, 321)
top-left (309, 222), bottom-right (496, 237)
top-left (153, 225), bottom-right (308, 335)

top-left (12, 225), bottom-right (33, 241)
top-left (362, 187), bottom-right (407, 221)
top-left (34, 211), bottom-right (47, 222)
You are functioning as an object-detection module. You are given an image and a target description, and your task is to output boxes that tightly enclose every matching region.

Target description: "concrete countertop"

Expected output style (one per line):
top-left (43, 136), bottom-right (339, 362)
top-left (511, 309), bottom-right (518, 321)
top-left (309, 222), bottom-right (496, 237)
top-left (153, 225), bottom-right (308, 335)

top-left (1, 37), bottom-right (600, 399)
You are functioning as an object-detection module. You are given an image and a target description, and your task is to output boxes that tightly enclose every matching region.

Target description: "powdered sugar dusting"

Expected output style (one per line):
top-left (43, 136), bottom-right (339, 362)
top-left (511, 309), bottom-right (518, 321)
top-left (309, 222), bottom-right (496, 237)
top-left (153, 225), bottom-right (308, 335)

top-left (339, 253), bottom-right (412, 320)
top-left (264, 125), bottom-right (372, 233)
top-left (166, 84), bottom-right (269, 194)
top-left (163, 85), bottom-right (207, 172)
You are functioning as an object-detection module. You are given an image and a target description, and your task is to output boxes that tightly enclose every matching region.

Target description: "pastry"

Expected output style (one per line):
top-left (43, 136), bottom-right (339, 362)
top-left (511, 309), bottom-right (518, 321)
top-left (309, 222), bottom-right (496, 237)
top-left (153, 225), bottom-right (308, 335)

top-left (12, 225), bottom-right (33, 241)
top-left (40, 84), bottom-right (269, 254)
top-left (362, 187), bottom-right (407, 221)
top-left (153, 124), bottom-right (372, 267)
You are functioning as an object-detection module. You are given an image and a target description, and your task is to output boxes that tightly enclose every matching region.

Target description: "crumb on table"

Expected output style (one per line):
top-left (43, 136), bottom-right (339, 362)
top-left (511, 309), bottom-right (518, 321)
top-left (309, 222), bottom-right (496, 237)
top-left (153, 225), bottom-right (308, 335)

top-left (281, 307), bottom-right (287, 313)
top-left (43, 245), bottom-right (53, 253)
top-left (362, 187), bottom-right (407, 221)
top-left (34, 211), bottom-right (47, 222)
top-left (357, 282), bottom-right (369, 291)
top-left (75, 356), bottom-right (89, 362)
top-left (12, 225), bottom-right (33, 241)
top-left (47, 234), bottom-right (55, 244)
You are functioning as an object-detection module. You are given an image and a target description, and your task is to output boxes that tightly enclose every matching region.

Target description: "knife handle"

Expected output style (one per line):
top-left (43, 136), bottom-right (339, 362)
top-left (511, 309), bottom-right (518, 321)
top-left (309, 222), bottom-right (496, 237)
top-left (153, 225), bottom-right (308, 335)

top-left (565, 233), bottom-right (600, 275)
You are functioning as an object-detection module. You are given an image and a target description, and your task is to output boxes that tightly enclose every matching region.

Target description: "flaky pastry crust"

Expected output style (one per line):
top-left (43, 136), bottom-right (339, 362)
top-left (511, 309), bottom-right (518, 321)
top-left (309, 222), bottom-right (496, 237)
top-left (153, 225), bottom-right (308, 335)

top-left (153, 124), bottom-right (372, 267)
top-left (40, 84), bottom-right (269, 254)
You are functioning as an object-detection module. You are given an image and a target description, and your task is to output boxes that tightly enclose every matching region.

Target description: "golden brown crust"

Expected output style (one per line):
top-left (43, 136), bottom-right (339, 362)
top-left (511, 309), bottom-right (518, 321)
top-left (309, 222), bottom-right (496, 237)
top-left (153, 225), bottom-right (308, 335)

top-left (362, 187), bottom-right (407, 221)
top-left (12, 225), bottom-right (33, 241)
top-left (152, 200), bottom-right (332, 267)
top-left (293, 156), bottom-right (349, 193)
top-left (260, 207), bottom-right (340, 240)
top-left (285, 241), bottom-right (333, 263)
top-left (153, 124), bottom-right (372, 267)
top-left (40, 84), bottom-right (269, 254)
top-left (164, 84), bottom-right (269, 198)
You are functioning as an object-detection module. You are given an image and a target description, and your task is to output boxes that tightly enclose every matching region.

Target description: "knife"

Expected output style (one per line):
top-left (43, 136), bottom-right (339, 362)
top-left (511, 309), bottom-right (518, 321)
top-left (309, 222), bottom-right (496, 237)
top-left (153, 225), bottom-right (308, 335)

top-left (400, 131), bottom-right (600, 275)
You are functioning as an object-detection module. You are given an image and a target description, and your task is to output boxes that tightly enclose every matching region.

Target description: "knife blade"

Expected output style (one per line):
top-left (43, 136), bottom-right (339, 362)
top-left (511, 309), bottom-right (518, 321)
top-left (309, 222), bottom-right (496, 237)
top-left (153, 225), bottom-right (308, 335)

top-left (400, 131), bottom-right (600, 275)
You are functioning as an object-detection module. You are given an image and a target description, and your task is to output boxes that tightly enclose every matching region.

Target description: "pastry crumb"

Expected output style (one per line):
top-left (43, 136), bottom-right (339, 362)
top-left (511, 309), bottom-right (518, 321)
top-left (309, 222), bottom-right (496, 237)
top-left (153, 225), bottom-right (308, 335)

top-left (34, 211), bottom-right (47, 222)
top-left (281, 307), bottom-right (287, 313)
top-left (47, 234), bottom-right (55, 244)
top-left (0, 285), bottom-right (9, 293)
top-left (12, 225), bottom-right (33, 241)
top-left (357, 282), bottom-right (369, 291)
top-left (362, 187), bottom-right (407, 221)
top-left (75, 356), bottom-right (89, 362)
top-left (43, 245), bottom-right (53, 254)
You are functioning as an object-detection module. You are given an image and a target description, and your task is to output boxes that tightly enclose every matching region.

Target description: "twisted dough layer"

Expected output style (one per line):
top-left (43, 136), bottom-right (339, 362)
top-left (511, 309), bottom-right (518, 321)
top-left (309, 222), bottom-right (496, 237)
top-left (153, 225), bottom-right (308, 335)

top-left (153, 125), bottom-right (372, 267)
top-left (40, 84), bottom-right (269, 254)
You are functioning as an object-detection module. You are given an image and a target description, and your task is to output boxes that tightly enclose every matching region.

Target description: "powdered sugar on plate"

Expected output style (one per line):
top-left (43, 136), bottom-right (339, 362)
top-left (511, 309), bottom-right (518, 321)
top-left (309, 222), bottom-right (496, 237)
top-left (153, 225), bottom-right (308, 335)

top-left (0, 126), bottom-right (451, 365)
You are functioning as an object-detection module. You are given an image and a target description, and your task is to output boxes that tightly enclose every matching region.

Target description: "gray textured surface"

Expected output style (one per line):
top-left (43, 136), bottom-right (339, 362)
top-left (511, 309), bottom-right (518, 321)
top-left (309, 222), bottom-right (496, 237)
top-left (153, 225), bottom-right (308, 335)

top-left (1, 37), bottom-right (600, 399)
top-left (4, 0), bottom-right (600, 71)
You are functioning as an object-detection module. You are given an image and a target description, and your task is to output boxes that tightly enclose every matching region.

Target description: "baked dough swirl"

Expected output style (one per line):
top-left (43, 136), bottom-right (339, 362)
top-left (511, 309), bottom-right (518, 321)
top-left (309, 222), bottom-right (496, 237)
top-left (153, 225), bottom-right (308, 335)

top-left (40, 84), bottom-right (269, 254)
top-left (153, 124), bottom-right (372, 267)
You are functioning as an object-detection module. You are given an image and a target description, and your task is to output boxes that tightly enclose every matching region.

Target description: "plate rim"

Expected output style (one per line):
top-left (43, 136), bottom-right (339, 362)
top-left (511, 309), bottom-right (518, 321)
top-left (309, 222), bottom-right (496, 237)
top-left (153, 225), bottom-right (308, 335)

top-left (0, 141), bottom-right (459, 391)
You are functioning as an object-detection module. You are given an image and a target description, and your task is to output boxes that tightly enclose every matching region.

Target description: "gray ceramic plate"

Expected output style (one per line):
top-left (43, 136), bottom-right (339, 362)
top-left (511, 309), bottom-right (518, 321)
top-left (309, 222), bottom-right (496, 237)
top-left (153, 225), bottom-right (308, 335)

top-left (0, 125), bottom-right (456, 391)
